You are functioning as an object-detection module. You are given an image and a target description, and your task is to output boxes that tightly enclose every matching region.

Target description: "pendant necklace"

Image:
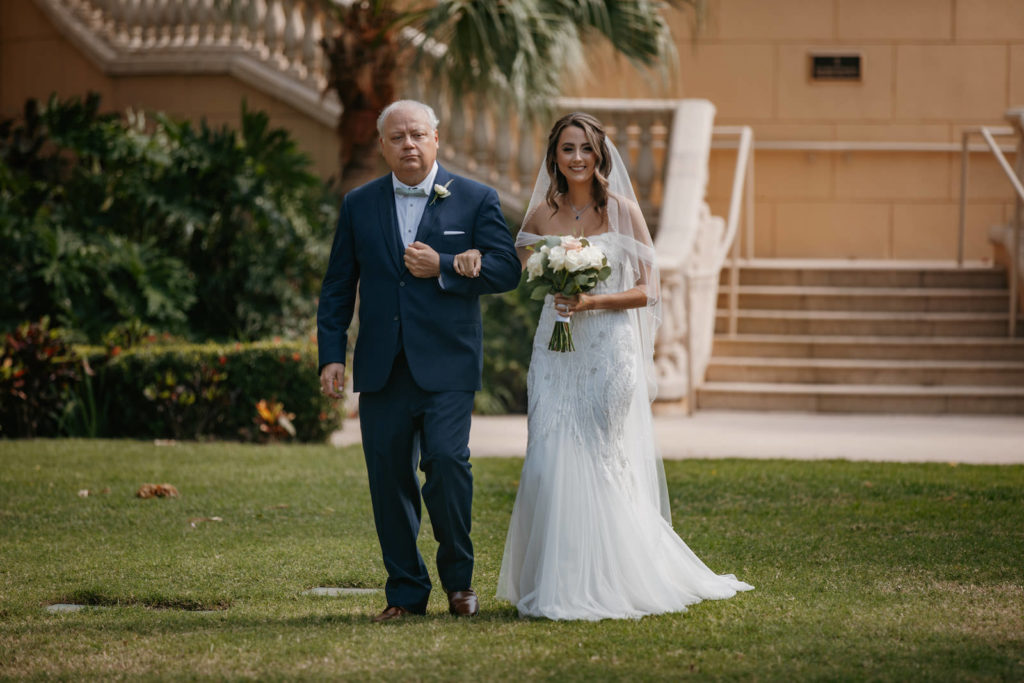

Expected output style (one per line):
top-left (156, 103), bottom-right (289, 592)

top-left (569, 200), bottom-right (593, 221)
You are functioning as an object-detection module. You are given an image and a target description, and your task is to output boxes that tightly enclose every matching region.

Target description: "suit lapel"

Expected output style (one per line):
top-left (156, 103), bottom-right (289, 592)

top-left (376, 178), bottom-right (404, 273)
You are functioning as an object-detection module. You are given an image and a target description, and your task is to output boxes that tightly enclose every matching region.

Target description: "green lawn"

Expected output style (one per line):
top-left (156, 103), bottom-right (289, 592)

top-left (0, 440), bottom-right (1021, 681)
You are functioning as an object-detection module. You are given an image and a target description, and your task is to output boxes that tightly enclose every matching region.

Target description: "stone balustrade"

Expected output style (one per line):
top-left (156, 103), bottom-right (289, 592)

top-left (36, 0), bottom-right (339, 126)
top-left (70, 0), bottom-right (329, 84)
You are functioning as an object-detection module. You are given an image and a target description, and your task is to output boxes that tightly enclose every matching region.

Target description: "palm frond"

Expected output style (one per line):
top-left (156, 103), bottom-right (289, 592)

top-left (415, 0), bottom-right (691, 118)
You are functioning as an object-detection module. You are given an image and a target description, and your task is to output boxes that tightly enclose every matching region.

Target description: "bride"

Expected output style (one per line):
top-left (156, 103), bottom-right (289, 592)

top-left (493, 112), bottom-right (753, 620)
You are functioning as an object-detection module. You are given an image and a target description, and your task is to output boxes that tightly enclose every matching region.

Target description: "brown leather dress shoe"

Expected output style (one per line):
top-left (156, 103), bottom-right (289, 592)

top-left (447, 589), bottom-right (479, 616)
top-left (372, 605), bottom-right (411, 623)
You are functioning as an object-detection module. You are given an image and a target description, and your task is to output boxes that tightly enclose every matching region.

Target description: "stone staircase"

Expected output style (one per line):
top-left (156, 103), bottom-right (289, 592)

top-left (700, 260), bottom-right (1024, 414)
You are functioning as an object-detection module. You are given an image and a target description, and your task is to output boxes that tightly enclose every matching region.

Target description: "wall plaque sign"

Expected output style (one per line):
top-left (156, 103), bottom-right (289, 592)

top-left (810, 54), bottom-right (862, 81)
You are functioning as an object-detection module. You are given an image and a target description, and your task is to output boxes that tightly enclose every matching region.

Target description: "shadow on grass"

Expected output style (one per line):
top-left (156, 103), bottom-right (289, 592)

top-left (32, 602), bottom-right (528, 631)
top-left (55, 588), bottom-right (231, 612)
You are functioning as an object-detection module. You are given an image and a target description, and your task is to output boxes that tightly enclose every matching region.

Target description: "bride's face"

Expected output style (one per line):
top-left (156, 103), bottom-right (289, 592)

top-left (555, 125), bottom-right (596, 186)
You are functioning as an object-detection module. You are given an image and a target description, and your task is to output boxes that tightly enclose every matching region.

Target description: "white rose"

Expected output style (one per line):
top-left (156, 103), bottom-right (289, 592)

top-left (525, 251), bottom-right (545, 281)
top-left (546, 245), bottom-right (568, 271)
top-left (564, 249), bottom-right (587, 272)
top-left (580, 245), bottom-right (604, 269)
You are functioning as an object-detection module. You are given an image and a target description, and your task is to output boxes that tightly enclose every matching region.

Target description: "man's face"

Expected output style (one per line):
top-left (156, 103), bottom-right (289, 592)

top-left (379, 105), bottom-right (439, 186)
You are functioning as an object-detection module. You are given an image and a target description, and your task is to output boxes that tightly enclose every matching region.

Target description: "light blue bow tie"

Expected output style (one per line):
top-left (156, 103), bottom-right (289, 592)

top-left (395, 186), bottom-right (428, 197)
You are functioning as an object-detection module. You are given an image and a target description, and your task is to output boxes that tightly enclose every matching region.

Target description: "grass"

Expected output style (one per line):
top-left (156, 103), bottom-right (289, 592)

top-left (0, 439), bottom-right (1022, 681)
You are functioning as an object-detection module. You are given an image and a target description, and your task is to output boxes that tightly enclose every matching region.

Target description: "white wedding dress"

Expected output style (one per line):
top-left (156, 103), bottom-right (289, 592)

top-left (496, 231), bottom-right (753, 621)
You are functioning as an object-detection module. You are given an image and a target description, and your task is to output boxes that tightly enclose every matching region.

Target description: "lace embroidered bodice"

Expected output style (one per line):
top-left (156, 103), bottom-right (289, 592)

top-left (527, 232), bottom-right (638, 484)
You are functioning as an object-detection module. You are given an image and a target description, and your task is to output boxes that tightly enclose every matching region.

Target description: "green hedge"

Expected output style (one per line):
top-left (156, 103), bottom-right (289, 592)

top-left (79, 340), bottom-right (342, 442)
top-left (0, 322), bottom-right (342, 441)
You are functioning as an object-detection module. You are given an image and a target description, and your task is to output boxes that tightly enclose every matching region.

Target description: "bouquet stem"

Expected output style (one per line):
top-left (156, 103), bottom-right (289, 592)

top-left (548, 313), bottom-right (575, 352)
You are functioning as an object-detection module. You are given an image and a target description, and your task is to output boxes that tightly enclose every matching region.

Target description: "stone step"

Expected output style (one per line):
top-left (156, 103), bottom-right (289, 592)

top-left (711, 335), bottom-right (1024, 361)
top-left (716, 286), bottom-right (1009, 312)
top-left (705, 357), bottom-right (1024, 386)
top-left (721, 259), bottom-right (1007, 289)
top-left (697, 382), bottom-right (1024, 414)
top-left (715, 310), bottom-right (1021, 337)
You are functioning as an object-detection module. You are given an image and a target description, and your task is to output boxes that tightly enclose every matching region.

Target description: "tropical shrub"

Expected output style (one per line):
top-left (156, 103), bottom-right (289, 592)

top-left (0, 93), bottom-right (336, 342)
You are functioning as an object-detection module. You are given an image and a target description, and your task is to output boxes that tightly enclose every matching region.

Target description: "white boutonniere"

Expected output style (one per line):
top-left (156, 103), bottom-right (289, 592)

top-left (430, 180), bottom-right (453, 206)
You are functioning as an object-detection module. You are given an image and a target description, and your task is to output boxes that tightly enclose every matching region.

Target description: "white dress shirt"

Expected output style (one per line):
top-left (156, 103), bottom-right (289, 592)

top-left (392, 162), bottom-right (438, 250)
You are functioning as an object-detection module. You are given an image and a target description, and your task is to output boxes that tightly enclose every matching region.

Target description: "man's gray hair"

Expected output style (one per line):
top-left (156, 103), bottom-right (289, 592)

top-left (376, 100), bottom-right (440, 138)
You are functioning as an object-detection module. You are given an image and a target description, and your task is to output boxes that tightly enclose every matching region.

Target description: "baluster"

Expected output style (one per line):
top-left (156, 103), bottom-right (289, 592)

top-left (185, 0), bottom-right (201, 45)
top-left (472, 95), bottom-right (491, 176)
top-left (446, 96), bottom-right (466, 166)
top-left (163, 0), bottom-right (179, 45)
top-left (301, 1), bottom-right (319, 83)
top-left (264, 0), bottom-right (282, 61)
top-left (91, 0), bottom-right (112, 39)
top-left (195, 0), bottom-right (211, 44)
top-left (426, 83), bottom-right (445, 125)
top-left (152, 0), bottom-right (171, 46)
top-left (199, 0), bottom-right (214, 44)
top-left (634, 111), bottom-right (656, 206)
top-left (108, 0), bottom-right (127, 44)
top-left (494, 105), bottom-right (511, 187)
top-left (229, 0), bottom-right (244, 45)
top-left (245, 0), bottom-right (261, 49)
top-left (404, 72), bottom-right (423, 103)
top-left (151, 0), bottom-right (168, 47)
top-left (213, 0), bottom-right (232, 44)
top-left (165, 0), bottom-right (179, 44)
top-left (124, 0), bottom-right (143, 47)
top-left (84, 0), bottom-right (106, 34)
top-left (426, 83), bottom-right (446, 141)
top-left (204, 0), bottom-right (220, 43)
top-left (165, 0), bottom-right (182, 46)
top-left (282, 0), bottom-right (300, 73)
top-left (70, 0), bottom-right (93, 23)
top-left (610, 113), bottom-right (633, 175)
top-left (136, 0), bottom-right (153, 46)
top-left (175, 0), bottom-right (189, 45)
top-left (517, 114), bottom-right (537, 193)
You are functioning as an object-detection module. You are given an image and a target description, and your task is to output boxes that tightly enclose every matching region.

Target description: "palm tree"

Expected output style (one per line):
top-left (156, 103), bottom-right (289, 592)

top-left (320, 0), bottom-right (705, 193)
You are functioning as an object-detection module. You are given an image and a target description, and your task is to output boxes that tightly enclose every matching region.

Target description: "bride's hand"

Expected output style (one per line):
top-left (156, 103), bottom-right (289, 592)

top-left (554, 293), bottom-right (595, 316)
top-left (454, 249), bottom-right (482, 278)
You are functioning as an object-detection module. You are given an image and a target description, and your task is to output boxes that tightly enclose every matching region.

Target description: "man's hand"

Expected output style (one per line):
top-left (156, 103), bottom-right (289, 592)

top-left (320, 362), bottom-right (345, 400)
top-left (404, 241), bottom-right (441, 278)
top-left (454, 249), bottom-right (482, 278)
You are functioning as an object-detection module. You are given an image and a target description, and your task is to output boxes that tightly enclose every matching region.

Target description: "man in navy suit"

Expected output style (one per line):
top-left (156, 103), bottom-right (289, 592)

top-left (318, 100), bottom-right (521, 622)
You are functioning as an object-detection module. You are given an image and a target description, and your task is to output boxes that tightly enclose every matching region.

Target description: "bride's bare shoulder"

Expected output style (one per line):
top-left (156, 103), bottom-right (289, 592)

top-left (522, 204), bottom-right (561, 236)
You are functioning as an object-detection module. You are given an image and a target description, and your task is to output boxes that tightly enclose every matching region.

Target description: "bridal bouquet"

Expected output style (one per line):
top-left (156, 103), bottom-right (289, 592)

top-left (523, 235), bottom-right (611, 352)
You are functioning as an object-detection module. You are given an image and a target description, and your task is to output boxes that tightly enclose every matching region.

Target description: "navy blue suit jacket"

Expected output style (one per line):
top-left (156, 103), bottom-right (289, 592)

top-left (317, 165), bottom-right (521, 393)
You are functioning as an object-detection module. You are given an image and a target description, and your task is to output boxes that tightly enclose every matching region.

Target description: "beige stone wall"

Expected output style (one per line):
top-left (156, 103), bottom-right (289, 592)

top-left (571, 0), bottom-right (1023, 260)
top-left (0, 0), bottom-right (340, 179)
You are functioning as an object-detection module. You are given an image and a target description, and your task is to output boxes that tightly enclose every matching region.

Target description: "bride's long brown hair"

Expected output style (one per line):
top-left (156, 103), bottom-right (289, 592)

top-left (543, 112), bottom-right (613, 216)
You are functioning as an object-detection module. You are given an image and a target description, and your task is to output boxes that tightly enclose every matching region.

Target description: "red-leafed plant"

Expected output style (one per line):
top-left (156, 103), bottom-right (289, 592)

top-left (0, 318), bottom-right (82, 437)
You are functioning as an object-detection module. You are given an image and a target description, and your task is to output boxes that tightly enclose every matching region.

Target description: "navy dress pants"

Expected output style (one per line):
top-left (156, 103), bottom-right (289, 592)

top-left (358, 350), bottom-right (475, 613)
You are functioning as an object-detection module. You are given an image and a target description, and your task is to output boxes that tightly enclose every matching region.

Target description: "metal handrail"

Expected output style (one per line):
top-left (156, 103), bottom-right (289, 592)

top-left (958, 126), bottom-right (1024, 338)
top-left (683, 125), bottom-right (754, 413)
top-left (711, 127), bottom-right (755, 337)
